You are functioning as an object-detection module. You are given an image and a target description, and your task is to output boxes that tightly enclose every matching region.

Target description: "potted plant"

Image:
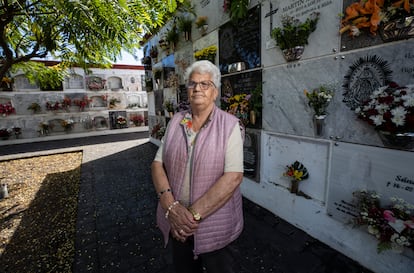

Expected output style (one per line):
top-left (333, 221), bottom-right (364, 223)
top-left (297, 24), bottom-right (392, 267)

top-left (27, 102), bottom-right (42, 114)
top-left (177, 15), bottom-right (193, 40)
top-left (164, 99), bottom-right (176, 117)
top-left (340, 0), bottom-right (414, 41)
top-left (195, 16), bottom-right (208, 35)
top-left (271, 12), bottom-right (320, 61)
top-left (166, 26), bottom-right (179, 51)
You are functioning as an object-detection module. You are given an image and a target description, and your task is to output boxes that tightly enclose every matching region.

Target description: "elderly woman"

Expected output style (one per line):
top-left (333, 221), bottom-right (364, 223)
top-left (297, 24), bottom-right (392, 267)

top-left (151, 60), bottom-right (244, 273)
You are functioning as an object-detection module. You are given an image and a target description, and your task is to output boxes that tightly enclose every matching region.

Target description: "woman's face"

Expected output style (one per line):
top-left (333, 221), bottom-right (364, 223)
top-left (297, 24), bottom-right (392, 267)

top-left (187, 72), bottom-right (218, 109)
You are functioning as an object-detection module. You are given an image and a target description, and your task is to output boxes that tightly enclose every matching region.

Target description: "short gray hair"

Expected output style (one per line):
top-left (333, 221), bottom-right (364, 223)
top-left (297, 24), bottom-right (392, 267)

top-left (184, 60), bottom-right (221, 89)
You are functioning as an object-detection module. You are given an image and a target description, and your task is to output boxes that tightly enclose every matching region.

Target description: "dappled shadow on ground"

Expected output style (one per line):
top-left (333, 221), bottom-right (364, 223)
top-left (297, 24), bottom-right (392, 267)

top-left (0, 166), bottom-right (80, 273)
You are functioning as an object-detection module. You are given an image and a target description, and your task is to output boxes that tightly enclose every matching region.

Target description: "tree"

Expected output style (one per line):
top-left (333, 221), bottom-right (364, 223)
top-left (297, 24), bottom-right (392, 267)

top-left (0, 0), bottom-right (184, 79)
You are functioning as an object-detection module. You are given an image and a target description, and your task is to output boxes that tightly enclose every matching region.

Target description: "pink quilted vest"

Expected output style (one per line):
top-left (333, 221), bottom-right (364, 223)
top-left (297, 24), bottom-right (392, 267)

top-left (156, 106), bottom-right (244, 255)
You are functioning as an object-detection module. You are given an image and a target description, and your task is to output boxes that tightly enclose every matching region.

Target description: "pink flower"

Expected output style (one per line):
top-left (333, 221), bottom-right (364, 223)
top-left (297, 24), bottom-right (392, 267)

top-left (404, 220), bottom-right (414, 229)
top-left (383, 210), bottom-right (396, 223)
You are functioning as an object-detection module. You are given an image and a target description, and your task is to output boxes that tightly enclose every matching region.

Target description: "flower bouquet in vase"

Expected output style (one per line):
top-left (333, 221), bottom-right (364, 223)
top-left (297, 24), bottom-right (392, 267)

top-left (304, 84), bottom-right (334, 136)
top-left (283, 161), bottom-right (309, 194)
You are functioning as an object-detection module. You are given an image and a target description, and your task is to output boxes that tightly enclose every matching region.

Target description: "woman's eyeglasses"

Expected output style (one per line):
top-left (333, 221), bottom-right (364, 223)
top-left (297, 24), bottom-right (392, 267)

top-left (187, 80), bottom-right (216, 90)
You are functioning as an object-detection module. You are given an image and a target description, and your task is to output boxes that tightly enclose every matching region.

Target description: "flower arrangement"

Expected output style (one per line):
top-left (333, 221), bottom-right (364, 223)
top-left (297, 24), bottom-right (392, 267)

top-left (0, 128), bottom-right (11, 140)
top-left (61, 119), bottom-right (74, 131)
top-left (354, 82), bottom-right (414, 134)
top-left (271, 12), bottom-right (320, 51)
top-left (109, 97), bottom-right (121, 108)
top-left (46, 101), bottom-right (62, 111)
top-left (195, 16), bottom-right (208, 28)
top-left (165, 73), bottom-right (179, 89)
top-left (130, 115), bottom-right (144, 126)
top-left (151, 123), bottom-right (166, 139)
top-left (0, 102), bottom-right (16, 116)
top-left (283, 161), bottom-right (309, 181)
top-left (340, 0), bottom-right (414, 37)
top-left (177, 15), bottom-right (193, 40)
top-left (73, 96), bottom-right (91, 111)
top-left (39, 122), bottom-right (49, 130)
top-left (194, 45), bottom-right (217, 62)
top-left (304, 84), bottom-right (334, 116)
top-left (1, 76), bottom-right (13, 90)
top-left (166, 26), bottom-right (179, 49)
top-left (150, 46), bottom-right (158, 59)
top-left (282, 161), bottom-right (309, 194)
top-left (221, 93), bottom-right (251, 125)
top-left (27, 102), bottom-right (41, 113)
top-left (352, 189), bottom-right (414, 253)
top-left (116, 116), bottom-right (127, 126)
top-left (62, 97), bottom-right (72, 111)
top-left (164, 99), bottom-right (176, 113)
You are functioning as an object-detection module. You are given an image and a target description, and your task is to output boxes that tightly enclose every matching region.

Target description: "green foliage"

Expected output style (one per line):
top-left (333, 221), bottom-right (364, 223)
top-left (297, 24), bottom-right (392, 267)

top-left (229, 0), bottom-right (250, 23)
top-left (13, 62), bottom-right (68, 90)
top-left (166, 26), bottom-right (179, 45)
top-left (250, 84), bottom-right (262, 115)
top-left (271, 12), bottom-right (320, 50)
top-left (0, 0), bottom-right (184, 79)
top-left (177, 16), bottom-right (193, 33)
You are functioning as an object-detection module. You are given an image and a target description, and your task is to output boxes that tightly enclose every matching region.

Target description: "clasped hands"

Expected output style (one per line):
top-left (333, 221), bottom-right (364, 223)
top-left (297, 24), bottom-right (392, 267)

top-left (168, 203), bottom-right (199, 242)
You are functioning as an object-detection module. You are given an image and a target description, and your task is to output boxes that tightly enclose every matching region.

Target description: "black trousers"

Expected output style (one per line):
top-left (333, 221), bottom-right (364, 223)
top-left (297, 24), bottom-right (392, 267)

top-left (170, 235), bottom-right (239, 273)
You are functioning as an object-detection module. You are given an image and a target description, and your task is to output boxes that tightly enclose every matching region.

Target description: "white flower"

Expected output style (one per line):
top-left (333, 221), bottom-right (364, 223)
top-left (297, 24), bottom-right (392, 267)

top-left (403, 94), bottom-right (414, 107)
top-left (367, 225), bottom-right (379, 236)
top-left (370, 115), bottom-right (384, 126)
top-left (391, 106), bottom-right (407, 126)
top-left (375, 103), bottom-right (389, 114)
top-left (350, 26), bottom-right (361, 36)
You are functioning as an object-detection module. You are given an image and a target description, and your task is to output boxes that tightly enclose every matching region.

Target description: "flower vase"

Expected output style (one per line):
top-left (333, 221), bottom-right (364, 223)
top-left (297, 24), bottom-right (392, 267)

top-left (169, 112), bottom-right (174, 118)
top-left (282, 46), bottom-right (304, 62)
top-left (250, 110), bottom-right (256, 125)
top-left (199, 24), bottom-right (208, 36)
top-left (290, 180), bottom-right (299, 194)
top-left (378, 131), bottom-right (414, 150)
top-left (313, 115), bottom-right (326, 137)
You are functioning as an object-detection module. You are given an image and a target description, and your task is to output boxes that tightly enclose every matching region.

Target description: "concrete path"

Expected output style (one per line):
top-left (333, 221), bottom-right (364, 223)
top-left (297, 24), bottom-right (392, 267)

top-left (0, 130), bottom-right (373, 273)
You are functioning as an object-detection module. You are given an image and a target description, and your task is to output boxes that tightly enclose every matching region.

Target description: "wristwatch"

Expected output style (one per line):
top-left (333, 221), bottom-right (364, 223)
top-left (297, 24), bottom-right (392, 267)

top-left (188, 207), bottom-right (202, 221)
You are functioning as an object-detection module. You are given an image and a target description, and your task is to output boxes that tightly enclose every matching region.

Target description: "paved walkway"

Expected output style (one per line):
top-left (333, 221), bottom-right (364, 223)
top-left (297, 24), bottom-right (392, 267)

top-left (0, 130), bottom-right (373, 273)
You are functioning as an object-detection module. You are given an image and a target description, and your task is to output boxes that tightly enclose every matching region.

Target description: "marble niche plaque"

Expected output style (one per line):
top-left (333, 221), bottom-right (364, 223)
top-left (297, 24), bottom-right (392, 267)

top-left (243, 128), bottom-right (261, 183)
top-left (327, 141), bottom-right (414, 223)
top-left (219, 5), bottom-right (261, 75)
